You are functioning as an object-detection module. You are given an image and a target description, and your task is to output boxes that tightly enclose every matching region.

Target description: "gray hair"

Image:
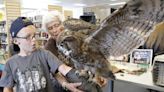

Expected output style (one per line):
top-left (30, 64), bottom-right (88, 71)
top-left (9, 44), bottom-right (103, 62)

top-left (42, 11), bottom-right (63, 31)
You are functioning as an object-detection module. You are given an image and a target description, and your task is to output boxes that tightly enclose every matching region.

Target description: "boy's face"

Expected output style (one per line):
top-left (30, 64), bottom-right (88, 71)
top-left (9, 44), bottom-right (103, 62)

top-left (15, 25), bottom-right (37, 53)
top-left (46, 17), bottom-right (63, 40)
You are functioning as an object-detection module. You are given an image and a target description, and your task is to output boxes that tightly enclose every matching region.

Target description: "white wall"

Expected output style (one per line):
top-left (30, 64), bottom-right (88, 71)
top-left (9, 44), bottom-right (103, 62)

top-left (21, 7), bottom-right (83, 19)
top-left (63, 7), bottom-right (83, 19)
top-left (83, 6), bottom-right (111, 22)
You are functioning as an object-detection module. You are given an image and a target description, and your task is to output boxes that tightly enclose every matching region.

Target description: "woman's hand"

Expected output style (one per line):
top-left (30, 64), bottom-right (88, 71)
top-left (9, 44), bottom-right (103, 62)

top-left (62, 82), bottom-right (84, 92)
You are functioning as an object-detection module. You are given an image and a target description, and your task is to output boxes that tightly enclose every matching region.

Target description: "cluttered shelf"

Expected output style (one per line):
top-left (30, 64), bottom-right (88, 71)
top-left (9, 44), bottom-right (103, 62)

top-left (115, 71), bottom-right (164, 92)
top-left (111, 55), bottom-right (164, 92)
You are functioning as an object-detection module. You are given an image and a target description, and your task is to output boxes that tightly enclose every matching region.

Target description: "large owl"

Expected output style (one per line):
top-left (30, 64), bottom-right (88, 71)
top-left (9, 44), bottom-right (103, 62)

top-left (57, 0), bottom-right (164, 85)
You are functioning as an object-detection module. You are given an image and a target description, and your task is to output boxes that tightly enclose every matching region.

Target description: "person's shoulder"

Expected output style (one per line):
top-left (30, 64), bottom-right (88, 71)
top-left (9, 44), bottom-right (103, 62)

top-left (6, 54), bottom-right (19, 64)
top-left (36, 48), bottom-right (51, 54)
top-left (35, 48), bottom-right (55, 59)
top-left (36, 48), bottom-right (46, 52)
top-left (44, 38), bottom-right (56, 48)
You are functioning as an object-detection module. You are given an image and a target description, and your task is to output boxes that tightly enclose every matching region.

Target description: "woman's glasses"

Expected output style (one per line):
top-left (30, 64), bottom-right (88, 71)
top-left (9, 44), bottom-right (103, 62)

top-left (47, 22), bottom-right (61, 31)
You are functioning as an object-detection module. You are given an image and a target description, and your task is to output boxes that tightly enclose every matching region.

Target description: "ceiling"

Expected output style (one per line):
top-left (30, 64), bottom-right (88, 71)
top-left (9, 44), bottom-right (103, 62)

top-left (0, 0), bottom-right (3, 4)
top-left (0, 0), bottom-right (130, 9)
top-left (50, 0), bottom-right (129, 8)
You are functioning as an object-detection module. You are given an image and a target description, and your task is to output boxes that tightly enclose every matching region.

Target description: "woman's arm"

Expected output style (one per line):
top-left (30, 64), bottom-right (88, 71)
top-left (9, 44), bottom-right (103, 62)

top-left (58, 64), bottom-right (72, 76)
top-left (3, 87), bottom-right (13, 92)
top-left (55, 72), bottom-right (82, 92)
top-left (57, 64), bottom-right (83, 92)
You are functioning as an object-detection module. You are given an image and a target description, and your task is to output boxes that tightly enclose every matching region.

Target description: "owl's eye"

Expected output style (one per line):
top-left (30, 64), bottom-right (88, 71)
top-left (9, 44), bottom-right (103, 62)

top-left (60, 43), bottom-right (64, 47)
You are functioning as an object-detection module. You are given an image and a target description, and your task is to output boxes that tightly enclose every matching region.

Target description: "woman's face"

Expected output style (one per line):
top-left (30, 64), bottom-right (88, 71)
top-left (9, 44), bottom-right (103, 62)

top-left (46, 17), bottom-right (64, 40)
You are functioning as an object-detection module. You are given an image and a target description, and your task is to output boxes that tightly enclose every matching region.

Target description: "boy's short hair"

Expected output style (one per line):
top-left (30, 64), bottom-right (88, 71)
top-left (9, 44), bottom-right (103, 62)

top-left (10, 17), bottom-right (33, 38)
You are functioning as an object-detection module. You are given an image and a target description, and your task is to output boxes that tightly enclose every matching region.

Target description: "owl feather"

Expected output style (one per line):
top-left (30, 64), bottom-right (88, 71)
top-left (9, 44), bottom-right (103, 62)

top-left (57, 0), bottom-right (164, 82)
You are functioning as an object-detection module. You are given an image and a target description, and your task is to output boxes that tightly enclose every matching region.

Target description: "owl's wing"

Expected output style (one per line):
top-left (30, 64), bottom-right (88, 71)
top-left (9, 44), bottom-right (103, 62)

top-left (86, 0), bottom-right (164, 59)
top-left (63, 18), bottom-right (97, 32)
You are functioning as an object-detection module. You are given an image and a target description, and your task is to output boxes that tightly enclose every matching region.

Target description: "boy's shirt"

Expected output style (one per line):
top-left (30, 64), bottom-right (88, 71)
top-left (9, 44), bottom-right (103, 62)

top-left (0, 48), bottom-right (63, 92)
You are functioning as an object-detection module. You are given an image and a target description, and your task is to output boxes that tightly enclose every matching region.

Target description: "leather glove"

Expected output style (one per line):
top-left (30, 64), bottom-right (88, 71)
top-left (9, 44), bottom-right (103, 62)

top-left (65, 69), bottom-right (102, 92)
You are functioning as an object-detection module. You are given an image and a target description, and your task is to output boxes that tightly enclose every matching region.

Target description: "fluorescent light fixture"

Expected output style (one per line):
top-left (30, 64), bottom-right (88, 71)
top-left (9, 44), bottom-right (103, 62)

top-left (22, 0), bottom-right (48, 9)
top-left (50, 0), bottom-right (61, 4)
top-left (74, 3), bottom-right (86, 7)
top-left (0, 4), bottom-right (5, 8)
top-left (110, 0), bottom-right (117, 1)
top-left (109, 2), bottom-right (126, 6)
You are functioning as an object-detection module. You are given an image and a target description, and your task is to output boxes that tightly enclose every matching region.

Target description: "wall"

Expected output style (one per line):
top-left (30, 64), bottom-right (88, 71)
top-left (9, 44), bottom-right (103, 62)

top-left (21, 7), bottom-right (83, 20)
top-left (63, 7), bottom-right (83, 19)
top-left (83, 6), bottom-right (111, 22)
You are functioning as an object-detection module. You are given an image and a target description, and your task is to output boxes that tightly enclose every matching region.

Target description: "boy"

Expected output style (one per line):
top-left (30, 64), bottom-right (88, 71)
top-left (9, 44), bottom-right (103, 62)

top-left (0, 17), bottom-right (84, 92)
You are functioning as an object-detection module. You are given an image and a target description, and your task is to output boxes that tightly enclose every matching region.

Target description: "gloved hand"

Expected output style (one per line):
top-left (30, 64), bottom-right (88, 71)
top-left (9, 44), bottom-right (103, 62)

top-left (65, 69), bottom-right (102, 92)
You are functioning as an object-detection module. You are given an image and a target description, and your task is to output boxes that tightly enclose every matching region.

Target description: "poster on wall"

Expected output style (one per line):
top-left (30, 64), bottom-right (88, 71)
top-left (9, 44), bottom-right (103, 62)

top-left (130, 49), bottom-right (153, 67)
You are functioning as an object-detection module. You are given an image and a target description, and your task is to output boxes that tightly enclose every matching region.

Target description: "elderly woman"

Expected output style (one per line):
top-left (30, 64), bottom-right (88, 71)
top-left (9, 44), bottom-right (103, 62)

top-left (42, 11), bottom-right (107, 92)
top-left (42, 11), bottom-right (64, 56)
top-left (42, 11), bottom-right (83, 92)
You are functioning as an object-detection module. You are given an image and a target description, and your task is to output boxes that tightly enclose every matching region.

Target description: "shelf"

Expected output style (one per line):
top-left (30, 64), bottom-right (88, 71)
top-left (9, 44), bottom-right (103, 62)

top-left (0, 21), bottom-right (6, 25)
top-left (1, 42), bottom-right (8, 45)
top-left (0, 31), bottom-right (7, 34)
top-left (36, 37), bottom-right (48, 41)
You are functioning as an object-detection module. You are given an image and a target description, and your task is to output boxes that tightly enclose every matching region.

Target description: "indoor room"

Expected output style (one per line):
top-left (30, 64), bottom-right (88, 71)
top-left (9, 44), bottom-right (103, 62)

top-left (0, 0), bottom-right (164, 92)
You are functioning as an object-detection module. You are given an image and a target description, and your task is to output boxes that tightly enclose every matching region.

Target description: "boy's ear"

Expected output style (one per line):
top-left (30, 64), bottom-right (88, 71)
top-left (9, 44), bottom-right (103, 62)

top-left (13, 38), bottom-right (19, 45)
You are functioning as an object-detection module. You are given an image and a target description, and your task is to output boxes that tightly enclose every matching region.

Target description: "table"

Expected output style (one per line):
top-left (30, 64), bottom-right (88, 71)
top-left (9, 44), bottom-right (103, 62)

top-left (113, 62), bottom-right (164, 92)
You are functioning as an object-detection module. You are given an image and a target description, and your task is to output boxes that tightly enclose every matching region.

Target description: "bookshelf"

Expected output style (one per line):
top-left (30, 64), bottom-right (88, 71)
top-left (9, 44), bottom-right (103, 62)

top-left (0, 0), bottom-right (21, 62)
top-left (28, 14), bottom-right (49, 48)
top-left (0, 21), bottom-right (7, 64)
top-left (0, 21), bottom-right (7, 51)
